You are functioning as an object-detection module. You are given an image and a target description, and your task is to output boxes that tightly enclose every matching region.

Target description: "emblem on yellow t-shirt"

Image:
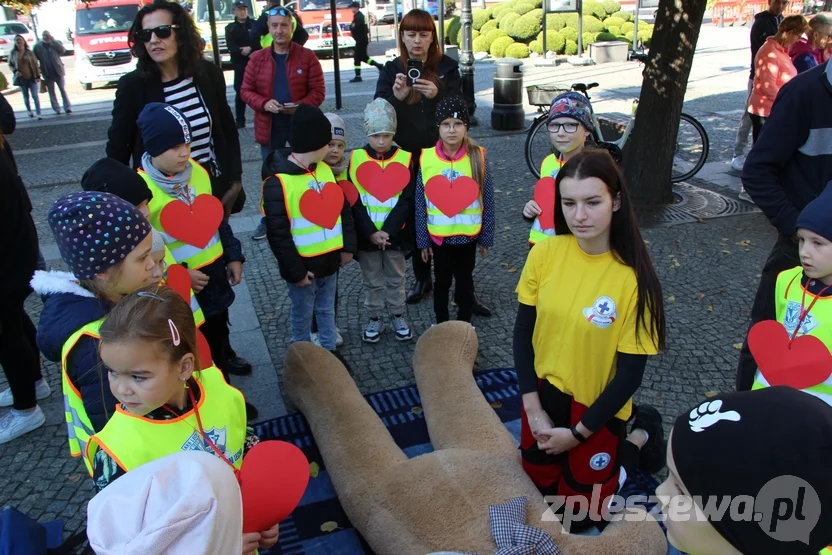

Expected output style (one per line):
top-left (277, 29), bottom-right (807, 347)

top-left (583, 296), bottom-right (617, 328)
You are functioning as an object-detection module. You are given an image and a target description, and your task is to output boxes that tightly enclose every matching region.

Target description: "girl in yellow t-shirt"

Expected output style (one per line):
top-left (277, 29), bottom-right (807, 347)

top-left (513, 149), bottom-right (667, 531)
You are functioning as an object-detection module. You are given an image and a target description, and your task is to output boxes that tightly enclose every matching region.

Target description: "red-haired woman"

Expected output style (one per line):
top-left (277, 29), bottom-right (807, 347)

top-left (374, 9), bottom-right (489, 314)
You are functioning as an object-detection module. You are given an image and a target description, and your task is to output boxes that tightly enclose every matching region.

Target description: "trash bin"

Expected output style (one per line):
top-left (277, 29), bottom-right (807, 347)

top-left (491, 58), bottom-right (525, 131)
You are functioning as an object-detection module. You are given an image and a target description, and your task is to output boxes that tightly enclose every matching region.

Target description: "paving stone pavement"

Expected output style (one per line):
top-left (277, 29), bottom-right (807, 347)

top-left (0, 23), bottom-right (778, 542)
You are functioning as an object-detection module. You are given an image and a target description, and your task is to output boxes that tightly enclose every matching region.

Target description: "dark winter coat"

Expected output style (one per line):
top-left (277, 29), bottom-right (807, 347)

top-left (262, 153), bottom-right (356, 284)
top-left (0, 95), bottom-right (38, 301)
top-left (351, 145), bottom-right (415, 252)
top-left (33, 271), bottom-right (116, 433)
top-left (105, 59), bottom-right (242, 184)
top-left (225, 17), bottom-right (256, 67)
top-left (350, 10), bottom-right (370, 45)
top-left (374, 55), bottom-right (462, 153)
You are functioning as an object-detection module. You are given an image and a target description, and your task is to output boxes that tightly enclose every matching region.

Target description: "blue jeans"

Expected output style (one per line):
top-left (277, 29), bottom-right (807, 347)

top-left (19, 80), bottom-right (41, 115)
top-left (286, 273), bottom-right (338, 350)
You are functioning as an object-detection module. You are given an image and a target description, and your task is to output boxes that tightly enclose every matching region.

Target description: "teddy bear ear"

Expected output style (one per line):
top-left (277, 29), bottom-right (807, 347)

top-left (749, 320), bottom-right (832, 390)
top-left (240, 440), bottom-right (310, 533)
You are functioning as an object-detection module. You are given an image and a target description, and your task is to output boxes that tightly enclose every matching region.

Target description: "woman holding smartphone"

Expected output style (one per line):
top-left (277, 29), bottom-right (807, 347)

top-left (374, 9), bottom-right (490, 314)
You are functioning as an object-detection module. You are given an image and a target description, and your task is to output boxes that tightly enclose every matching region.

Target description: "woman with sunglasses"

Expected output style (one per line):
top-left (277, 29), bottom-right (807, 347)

top-left (106, 0), bottom-right (244, 218)
top-left (8, 35), bottom-right (42, 120)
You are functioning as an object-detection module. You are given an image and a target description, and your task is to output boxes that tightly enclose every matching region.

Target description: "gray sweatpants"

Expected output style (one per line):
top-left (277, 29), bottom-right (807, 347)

top-left (732, 78), bottom-right (754, 158)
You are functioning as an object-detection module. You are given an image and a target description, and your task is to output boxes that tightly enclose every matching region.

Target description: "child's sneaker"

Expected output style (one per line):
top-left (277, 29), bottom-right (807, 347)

top-left (336, 327), bottom-right (344, 348)
top-left (392, 315), bottom-right (413, 341)
top-left (0, 406), bottom-right (45, 444)
top-left (363, 318), bottom-right (383, 343)
top-left (631, 404), bottom-right (667, 475)
top-left (0, 379), bottom-right (51, 408)
top-left (310, 332), bottom-right (322, 347)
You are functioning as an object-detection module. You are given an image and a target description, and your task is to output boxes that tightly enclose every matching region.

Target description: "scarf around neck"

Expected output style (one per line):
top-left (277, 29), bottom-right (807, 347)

top-left (141, 152), bottom-right (195, 203)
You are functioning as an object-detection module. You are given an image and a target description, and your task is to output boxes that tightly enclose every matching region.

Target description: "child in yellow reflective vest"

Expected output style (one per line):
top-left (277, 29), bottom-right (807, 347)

top-left (261, 104), bottom-right (357, 354)
top-left (352, 99), bottom-right (416, 343)
top-left (523, 92), bottom-right (594, 245)
top-left (657, 387), bottom-right (832, 555)
top-left (136, 103), bottom-right (256, 422)
top-left (415, 96), bottom-right (494, 324)
top-left (88, 285), bottom-right (278, 554)
top-left (750, 183), bottom-right (832, 405)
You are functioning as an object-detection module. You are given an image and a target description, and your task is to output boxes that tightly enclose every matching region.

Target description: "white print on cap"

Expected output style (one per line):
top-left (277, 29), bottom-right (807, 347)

top-left (688, 399), bottom-right (741, 433)
top-left (164, 105), bottom-right (191, 144)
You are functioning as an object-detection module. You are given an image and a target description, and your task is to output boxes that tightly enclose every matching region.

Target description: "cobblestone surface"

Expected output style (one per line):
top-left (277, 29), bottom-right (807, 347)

top-left (0, 24), bottom-right (777, 542)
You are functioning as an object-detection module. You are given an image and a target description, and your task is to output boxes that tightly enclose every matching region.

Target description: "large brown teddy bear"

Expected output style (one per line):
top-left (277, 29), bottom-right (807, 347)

top-left (284, 321), bottom-right (667, 555)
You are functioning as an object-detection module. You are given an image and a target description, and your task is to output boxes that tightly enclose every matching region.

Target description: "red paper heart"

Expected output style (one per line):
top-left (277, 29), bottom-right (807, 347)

top-left (338, 180), bottom-right (359, 207)
top-left (299, 182), bottom-right (344, 230)
top-left (240, 441), bottom-right (310, 533)
top-left (533, 176), bottom-right (556, 231)
top-left (159, 194), bottom-right (224, 249)
top-left (355, 161), bottom-right (410, 203)
top-left (164, 264), bottom-right (191, 303)
top-left (195, 328), bottom-right (213, 370)
top-left (424, 175), bottom-right (480, 218)
top-left (748, 320), bottom-right (832, 389)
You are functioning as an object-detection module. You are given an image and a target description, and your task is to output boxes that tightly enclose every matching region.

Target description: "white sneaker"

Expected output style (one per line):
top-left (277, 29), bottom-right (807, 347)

top-left (0, 406), bottom-right (45, 444)
top-left (730, 156), bottom-right (745, 172)
top-left (335, 327), bottom-right (344, 348)
top-left (363, 318), bottom-right (384, 343)
top-left (309, 332), bottom-right (322, 347)
top-left (391, 315), bottom-right (413, 341)
top-left (0, 379), bottom-right (51, 408)
top-left (738, 189), bottom-right (753, 203)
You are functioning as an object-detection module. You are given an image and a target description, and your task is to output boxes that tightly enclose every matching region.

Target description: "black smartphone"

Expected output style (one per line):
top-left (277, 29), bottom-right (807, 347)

top-left (406, 59), bottom-right (423, 86)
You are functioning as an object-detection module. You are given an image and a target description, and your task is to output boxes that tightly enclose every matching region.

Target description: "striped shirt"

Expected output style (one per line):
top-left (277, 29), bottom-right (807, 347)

top-left (162, 76), bottom-right (216, 165)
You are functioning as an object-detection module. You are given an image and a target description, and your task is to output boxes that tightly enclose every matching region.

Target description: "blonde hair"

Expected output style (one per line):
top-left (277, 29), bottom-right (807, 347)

top-left (463, 136), bottom-right (486, 204)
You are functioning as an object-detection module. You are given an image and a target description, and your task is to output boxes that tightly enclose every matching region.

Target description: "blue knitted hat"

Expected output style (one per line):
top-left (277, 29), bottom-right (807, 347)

top-left (797, 182), bottom-right (832, 242)
top-left (548, 92), bottom-right (595, 133)
top-left (47, 191), bottom-right (152, 279)
top-left (137, 102), bottom-right (192, 157)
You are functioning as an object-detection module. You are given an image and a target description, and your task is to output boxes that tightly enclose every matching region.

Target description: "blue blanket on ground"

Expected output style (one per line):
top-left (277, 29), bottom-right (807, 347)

top-left (254, 368), bottom-right (682, 555)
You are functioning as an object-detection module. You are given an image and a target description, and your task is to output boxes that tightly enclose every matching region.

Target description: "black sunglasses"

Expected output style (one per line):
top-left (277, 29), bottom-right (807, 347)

top-left (137, 24), bottom-right (180, 43)
top-left (267, 7), bottom-right (292, 17)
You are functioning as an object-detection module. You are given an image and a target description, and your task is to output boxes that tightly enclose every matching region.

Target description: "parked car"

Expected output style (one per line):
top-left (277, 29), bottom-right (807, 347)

top-left (367, 2), bottom-right (400, 25)
top-left (0, 21), bottom-right (35, 62)
top-left (304, 21), bottom-right (356, 58)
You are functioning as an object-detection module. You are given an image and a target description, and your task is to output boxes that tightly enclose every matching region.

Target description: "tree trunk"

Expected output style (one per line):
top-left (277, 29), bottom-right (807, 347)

top-left (622, 0), bottom-right (708, 205)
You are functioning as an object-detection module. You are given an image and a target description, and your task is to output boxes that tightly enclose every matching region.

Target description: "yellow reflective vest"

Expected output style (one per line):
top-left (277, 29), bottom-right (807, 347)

top-left (141, 160), bottom-right (224, 271)
top-left (420, 147), bottom-right (482, 238)
top-left (276, 164), bottom-right (345, 257)
top-left (61, 319), bottom-right (104, 471)
top-left (85, 367), bottom-right (246, 476)
top-left (349, 148), bottom-right (412, 230)
top-left (529, 154), bottom-right (562, 245)
top-left (752, 266), bottom-right (832, 406)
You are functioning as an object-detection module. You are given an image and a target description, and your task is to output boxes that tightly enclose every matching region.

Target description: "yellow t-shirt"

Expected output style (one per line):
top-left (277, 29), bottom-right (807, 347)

top-left (515, 235), bottom-right (659, 421)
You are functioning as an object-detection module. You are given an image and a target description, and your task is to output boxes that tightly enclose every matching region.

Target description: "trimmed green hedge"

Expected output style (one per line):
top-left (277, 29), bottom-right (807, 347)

top-left (603, 16), bottom-right (626, 29)
top-left (505, 42), bottom-right (530, 58)
top-left (621, 21), bottom-right (634, 33)
top-left (480, 19), bottom-right (498, 34)
top-left (560, 25), bottom-right (578, 41)
top-left (529, 39), bottom-right (542, 54)
top-left (491, 3), bottom-right (510, 18)
top-left (447, 16), bottom-right (461, 45)
top-left (511, 13), bottom-right (540, 40)
top-left (527, 8), bottom-right (543, 24)
top-left (485, 28), bottom-right (508, 41)
top-left (564, 38), bottom-right (578, 55)
top-left (473, 34), bottom-right (491, 52)
top-left (611, 10), bottom-right (633, 21)
top-left (499, 12), bottom-right (520, 31)
top-left (581, 0), bottom-right (607, 19)
top-left (582, 15), bottom-right (604, 33)
top-left (490, 35), bottom-right (516, 57)
top-left (454, 26), bottom-right (480, 46)
top-left (602, 0), bottom-right (622, 14)
top-left (545, 13), bottom-right (566, 29)
top-left (606, 25), bottom-right (621, 36)
top-left (596, 31), bottom-right (616, 41)
top-left (514, 2), bottom-right (535, 14)
top-left (472, 9), bottom-right (490, 30)
top-left (536, 29), bottom-right (566, 52)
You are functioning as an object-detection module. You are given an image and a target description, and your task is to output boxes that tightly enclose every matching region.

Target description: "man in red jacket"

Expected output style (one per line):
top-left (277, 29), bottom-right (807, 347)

top-left (241, 6), bottom-right (326, 240)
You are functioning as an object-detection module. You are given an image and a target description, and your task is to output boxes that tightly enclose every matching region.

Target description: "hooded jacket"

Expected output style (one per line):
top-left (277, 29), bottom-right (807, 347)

top-left (32, 271), bottom-right (116, 433)
top-left (742, 61), bottom-right (832, 237)
top-left (374, 55), bottom-right (462, 154)
top-left (750, 11), bottom-right (782, 80)
top-left (790, 37), bottom-right (824, 73)
top-left (261, 152), bottom-right (357, 283)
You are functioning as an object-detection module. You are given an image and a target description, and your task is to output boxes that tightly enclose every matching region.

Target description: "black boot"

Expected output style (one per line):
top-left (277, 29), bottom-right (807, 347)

top-left (406, 280), bottom-right (432, 304)
top-left (226, 355), bottom-right (253, 376)
top-left (631, 404), bottom-right (667, 475)
top-left (349, 73), bottom-right (362, 83)
top-left (472, 292), bottom-right (492, 317)
top-left (245, 401), bottom-right (259, 422)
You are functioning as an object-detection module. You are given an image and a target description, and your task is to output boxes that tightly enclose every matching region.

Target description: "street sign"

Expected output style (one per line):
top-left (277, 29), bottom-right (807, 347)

top-left (545, 0), bottom-right (578, 12)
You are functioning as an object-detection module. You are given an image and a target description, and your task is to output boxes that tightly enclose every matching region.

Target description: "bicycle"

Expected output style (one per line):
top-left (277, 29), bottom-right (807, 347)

top-left (524, 81), bottom-right (710, 184)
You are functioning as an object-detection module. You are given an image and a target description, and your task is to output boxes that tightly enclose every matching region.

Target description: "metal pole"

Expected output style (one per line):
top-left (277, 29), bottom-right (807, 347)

top-left (633, 0), bottom-right (639, 49)
top-left (576, 0), bottom-right (583, 56)
top-left (460, 0), bottom-right (476, 124)
top-left (393, 0), bottom-right (399, 48)
top-left (438, 0), bottom-right (445, 50)
top-left (330, 0), bottom-right (342, 109)
top-left (542, 0), bottom-right (547, 55)
top-left (206, 0), bottom-right (221, 66)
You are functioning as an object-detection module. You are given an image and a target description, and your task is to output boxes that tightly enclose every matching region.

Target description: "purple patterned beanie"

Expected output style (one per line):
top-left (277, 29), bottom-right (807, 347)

top-left (47, 191), bottom-right (152, 279)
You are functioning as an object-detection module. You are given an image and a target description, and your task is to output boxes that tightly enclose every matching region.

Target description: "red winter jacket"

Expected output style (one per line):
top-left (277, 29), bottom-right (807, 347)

top-left (241, 42), bottom-right (326, 146)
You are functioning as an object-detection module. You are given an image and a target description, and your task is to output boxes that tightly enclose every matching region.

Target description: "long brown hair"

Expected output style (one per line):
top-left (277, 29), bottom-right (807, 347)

top-left (554, 149), bottom-right (667, 351)
top-left (99, 284), bottom-right (200, 369)
top-left (397, 9), bottom-right (442, 105)
top-left (128, 0), bottom-right (205, 80)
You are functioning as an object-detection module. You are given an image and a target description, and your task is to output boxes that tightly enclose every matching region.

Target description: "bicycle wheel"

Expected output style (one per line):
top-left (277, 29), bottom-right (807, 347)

top-left (524, 114), bottom-right (553, 179)
top-left (671, 113), bottom-right (709, 183)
